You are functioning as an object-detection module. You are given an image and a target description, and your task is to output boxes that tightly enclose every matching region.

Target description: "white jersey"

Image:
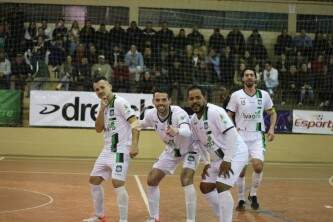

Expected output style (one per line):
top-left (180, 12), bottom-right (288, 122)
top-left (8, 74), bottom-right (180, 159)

top-left (140, 105), bottom-right (193, 156)
top-left (102, 95), bottom-right (136, 154)
top-left (190, 103), bottom-right (247, 162)
top-left (227, 89), bottom-right (273, 132)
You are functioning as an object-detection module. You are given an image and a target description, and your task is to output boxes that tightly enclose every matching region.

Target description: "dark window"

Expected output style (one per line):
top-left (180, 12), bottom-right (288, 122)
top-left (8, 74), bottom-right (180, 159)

top-left (139, 7), bottom-right (288, 31)
top-left (297, 14), bottom-right (333, 33)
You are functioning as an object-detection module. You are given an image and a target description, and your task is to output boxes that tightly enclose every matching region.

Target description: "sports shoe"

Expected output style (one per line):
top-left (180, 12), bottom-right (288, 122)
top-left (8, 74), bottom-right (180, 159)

top-left (248, 194), bottom-right (259, 210)
top-left (82, 215), bottom-right (107, 222)
top-left (145, 217), bottom-right (160, 222)
top-left (235, 200), bottom-right (246, 211)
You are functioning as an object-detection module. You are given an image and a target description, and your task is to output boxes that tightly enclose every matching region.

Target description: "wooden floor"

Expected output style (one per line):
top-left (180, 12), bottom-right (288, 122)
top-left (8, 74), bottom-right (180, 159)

top-left (0, 157), bottom-right (332, 222)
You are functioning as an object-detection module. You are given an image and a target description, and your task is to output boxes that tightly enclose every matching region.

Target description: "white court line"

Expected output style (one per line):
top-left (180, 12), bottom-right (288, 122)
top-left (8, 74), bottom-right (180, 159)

top-left (0, 170), bottom-right (329, 181)
top-left (324, 205), bottom-right (333, 209)
top-left (134, 175), bottom-right (149, 212)
top-left (0, 187), bottom-right (54, 214)
top-left (0, 157), bottom-right (5, 161)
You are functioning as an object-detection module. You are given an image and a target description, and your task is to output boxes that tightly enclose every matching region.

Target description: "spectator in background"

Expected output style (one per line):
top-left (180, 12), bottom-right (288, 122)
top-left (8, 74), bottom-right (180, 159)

top-left (143, 47), bottom-right (155, 71)
top-left (69, 20), bottom-right (80, 39)
top-left (187, 25), bottom-right (205, 48)
top-left (52, 18), bottom-right (68, 41)
top-left (96, 24), bottom-right (109, 51)
top-left (263, 61), bottom-right (279, 96)
top-left (142, 21), bottom-right (157, 51)
top-left (174, 29), bottom-right (188, 53)
top-left (209, 28), bottom-right (225, 54)
top-left (41, 20), bottom-right (53, 41)
top-left (74, 57), bottom-right (91, 91)
top-left (109, 21), bottom-right (126, 51)
top-left (48, 38), bottom-right (66, 81)
top-left (126, 21), bottom-right (142, 51)
top-left (299, 63), bottom-right (314, 106)
top-left (242, 50), bottom-right (255, 69)
top-left (112, 61), bottom-right (130, 92)
top-left (247, 29), bottom-right (263, 48)
top-left (91, 54), bottom-right (112, 82)
top-left (227, 28), bottom-right (245, 55)
top-left (313, 32), bottom-right (328, 57)
top-left (24, 22), bottom-right (37, 50)
top-left (125, 45), bottom-right (144, 83)
top-left (30, 59), bottom-right (49, 91)
top-left (10, 52), bottom-right (31, 91)
top-left (56, 55), bottom-right (74, 91)
top-left (321, 55), bottom-right (333, 109)
top-left (220, 46), bottom-right (235, 86)
top-left (80, 20), bottom-right (96, 46)
top-left (0, 18), bottom-right (8, 50)
top-left (73, 43), bottom-right (86, 65)
top-left (109, 45), bottom-right (124, 68)
top-left (208, 48), bottom-right (221, 82)
top-left (156, 21), bottom-right (174, 49)
top-left (280, 64), bottom-right (301, 105)
top-left (139, 71), bottom-right (154, 93)
top-left (276, 53), bottom-right (289, 77)
top-left (247, 29), bottom-right (267, 64)
top-left (0, 49), bottom-right (11, 89)
top-left (293, 29), bottom-right (313, 57)
top-left (66, 33), bottom-right (80, 56)
top-left (87, 44), bottom-right (98, 65)
top-left (275, 28), bottom-right (293, 55)
top-left (311, 54), bottom-right (326, 89)
top-left (233, 61), bottom-right (246, 90)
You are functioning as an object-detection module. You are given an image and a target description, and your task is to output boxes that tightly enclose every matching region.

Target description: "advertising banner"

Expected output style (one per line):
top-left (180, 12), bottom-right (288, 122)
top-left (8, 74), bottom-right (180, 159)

top-left (29, 90), bottom-right (153, 127)
top-left (0, 90), bottom-right (21, 125)
top-left (292, 110), bottom-right (333, 135)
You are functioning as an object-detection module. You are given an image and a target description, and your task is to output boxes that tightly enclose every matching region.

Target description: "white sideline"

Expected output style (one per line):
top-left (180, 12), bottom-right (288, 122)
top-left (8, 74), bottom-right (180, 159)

top-left (134, 175), bottom-right (149, 212)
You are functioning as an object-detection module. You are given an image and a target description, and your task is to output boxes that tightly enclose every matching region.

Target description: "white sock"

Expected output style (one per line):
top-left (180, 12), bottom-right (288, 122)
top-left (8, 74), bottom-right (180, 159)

top-left (236, 176), bottom-right (246, 201)
top-left (90, 184), bottom-right (104, 217)
top-left (250, 172), bottom-right (263, 196)
top-left (183, 184), bottom-right (196, 221)
top-left (218, 190), bottom-right (234, 222)
top-left (115, 186), bottom-right (128, 221)
top-left (147, 185), bottom-right (160, 220)
top-left (203, 189), bottom-right (219, 217)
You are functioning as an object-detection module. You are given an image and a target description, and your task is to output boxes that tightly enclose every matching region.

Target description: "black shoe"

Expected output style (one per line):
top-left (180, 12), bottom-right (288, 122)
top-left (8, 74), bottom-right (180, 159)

top-left (248, 194), bottom-right (259, 210)
top-left (236, 200), bottom-right (246, 211)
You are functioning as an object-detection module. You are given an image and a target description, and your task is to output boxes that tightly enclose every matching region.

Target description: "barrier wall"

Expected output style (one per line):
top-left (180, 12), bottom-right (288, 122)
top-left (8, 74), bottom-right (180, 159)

top-left (0, 127), bottom-right (332, 163)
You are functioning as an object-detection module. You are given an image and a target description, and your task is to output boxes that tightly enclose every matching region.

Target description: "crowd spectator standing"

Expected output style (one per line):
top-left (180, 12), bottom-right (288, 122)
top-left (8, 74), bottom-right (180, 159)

top-left (0, 7), bottom-right (331, 110)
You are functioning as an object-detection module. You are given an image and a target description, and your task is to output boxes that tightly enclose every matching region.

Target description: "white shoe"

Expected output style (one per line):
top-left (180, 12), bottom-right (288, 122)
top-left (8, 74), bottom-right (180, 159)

top-left (145, 217), bottom-right (160, 222)
top-left (82, 215), bottom-right (107, 222)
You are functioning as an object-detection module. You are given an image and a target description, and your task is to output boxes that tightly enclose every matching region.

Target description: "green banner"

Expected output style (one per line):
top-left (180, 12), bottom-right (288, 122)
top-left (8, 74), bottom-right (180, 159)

top-left (0, 90), bottom-right (21, 125)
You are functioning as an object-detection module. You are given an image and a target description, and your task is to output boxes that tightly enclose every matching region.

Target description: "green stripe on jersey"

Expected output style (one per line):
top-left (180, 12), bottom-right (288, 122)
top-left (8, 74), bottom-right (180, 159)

top-left (116, 153), bottom-right (124, 163)
top-left (111, 133), bottom-right (119, 152)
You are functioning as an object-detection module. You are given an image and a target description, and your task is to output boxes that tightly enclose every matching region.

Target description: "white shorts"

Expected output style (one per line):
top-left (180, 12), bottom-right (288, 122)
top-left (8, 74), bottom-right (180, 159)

top-left (90, 148), bottom-right (130, 181)
top-left (243, 133), bottom-right (266, 161)
top-left (153, 150), bottom-right (200, 175)
top-left (202, 153), bottom-right (248, 187)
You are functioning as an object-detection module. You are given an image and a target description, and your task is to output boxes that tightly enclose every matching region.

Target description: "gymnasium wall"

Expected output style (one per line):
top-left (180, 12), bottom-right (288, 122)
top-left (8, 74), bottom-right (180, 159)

top-left (0, 127), bottom-right (332, 163)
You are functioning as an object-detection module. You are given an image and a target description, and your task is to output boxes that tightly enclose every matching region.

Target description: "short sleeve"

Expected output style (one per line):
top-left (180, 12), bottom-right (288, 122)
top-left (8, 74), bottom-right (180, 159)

top-left (117, 97), bottom-right (136, 120)
top-left (263, 91), bottom-right (274, 110)
top-left (175, 109), bottom-right (190, 127)
top-left (226, 92), bottom-right (238, 113)
top-left (212, 108), bottom-right (235, 134)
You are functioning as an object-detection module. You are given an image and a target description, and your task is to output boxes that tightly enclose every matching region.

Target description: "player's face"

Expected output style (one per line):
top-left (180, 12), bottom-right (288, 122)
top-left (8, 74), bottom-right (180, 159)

top-left (153, 92), bottom-right (170, 115)
top-left (93, 80), bottom-right (112, 99)
top-left (187, 89), bottom-right (206, 114)
top-left (242, 70), bottom-right (256, 88)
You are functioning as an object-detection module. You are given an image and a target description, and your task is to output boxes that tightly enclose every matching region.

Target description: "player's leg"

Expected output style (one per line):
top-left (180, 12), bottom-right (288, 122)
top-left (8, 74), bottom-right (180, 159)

top-left (146, 168), bottom-right (165, 222)
top-left (111, 152), bottom-right (131, 222)
top-left (216, 154), bottom-right (248, 222)
top-left (235, 165), bottom-right (247, 211)
top-left (200, 160), bottom-right (220, 217)
top-left (181, 152), bottom-right (199, 222)
top-left (146, 151), bottom-right (178, 222)
top-left (83, 149), bottom-right (111, 222)
top-left (248, 135), bottom-right (265, 210)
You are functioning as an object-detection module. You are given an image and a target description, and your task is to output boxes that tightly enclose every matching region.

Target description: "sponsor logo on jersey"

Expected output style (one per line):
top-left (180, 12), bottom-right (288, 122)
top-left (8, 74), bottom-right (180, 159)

top-left (116, 165), bottom-right (122, 172)
top-left (241, 111), bottom-right (261, 120)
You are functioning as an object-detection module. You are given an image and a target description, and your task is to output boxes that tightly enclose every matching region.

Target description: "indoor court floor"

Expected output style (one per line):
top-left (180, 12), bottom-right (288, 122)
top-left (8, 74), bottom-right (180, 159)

top-left (0, 157), bottom-right (332, 222)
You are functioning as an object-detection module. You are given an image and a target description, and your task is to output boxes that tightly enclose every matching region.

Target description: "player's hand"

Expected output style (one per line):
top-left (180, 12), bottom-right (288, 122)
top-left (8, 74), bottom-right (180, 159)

top-left (218, 161), bottom-right (234, 178)
top-left (201, 164), bottom-right (210, 179)
top-left (129, 145), bottom-right (139, 158)
top-left (100, 96), bottom-right (109, 110)
top-left (166, 126), bottom-right (179, 137)
top-left (267, 129), bottom-right (275, 142)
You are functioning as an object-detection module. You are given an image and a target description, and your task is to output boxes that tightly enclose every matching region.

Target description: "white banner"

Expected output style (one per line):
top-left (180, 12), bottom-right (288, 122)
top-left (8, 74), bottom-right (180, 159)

top-left (292, 110), bottom-right (333, 135)
top-left (29, 90), bottom-right (153, 127)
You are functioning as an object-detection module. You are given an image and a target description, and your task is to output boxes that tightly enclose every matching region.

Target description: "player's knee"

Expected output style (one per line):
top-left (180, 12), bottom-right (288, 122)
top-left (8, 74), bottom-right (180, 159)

top-left (180, 169), bottom-right (194, 186)
top-left (216, 182), bottom-right (231, 193)
top-left (89, 176), bottom-right (103, 185)
top-left (239, 167), bottom-right (247, 177)
top-left (253, 161), bottom-right (263, 173)
top-left (112, 179), bottom-right (125, 188)
top-left (199, 182), bottom-right (216, 194)
top-left (147, 174), bottom-right (159, 186)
